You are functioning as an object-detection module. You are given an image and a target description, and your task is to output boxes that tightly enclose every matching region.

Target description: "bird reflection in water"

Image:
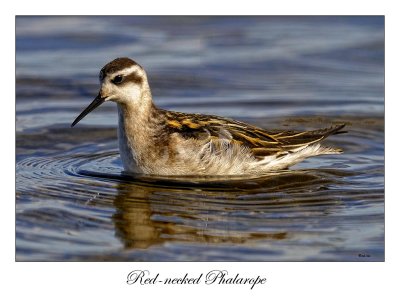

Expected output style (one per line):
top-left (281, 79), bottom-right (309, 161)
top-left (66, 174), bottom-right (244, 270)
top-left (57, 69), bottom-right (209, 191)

top-left (109, 169), bottom-right (348, 251)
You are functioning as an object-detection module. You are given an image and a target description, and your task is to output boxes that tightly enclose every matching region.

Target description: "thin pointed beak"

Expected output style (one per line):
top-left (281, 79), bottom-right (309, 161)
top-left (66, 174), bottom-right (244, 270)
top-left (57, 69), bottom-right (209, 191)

top-left (71, 93), bottom-right (106, 127)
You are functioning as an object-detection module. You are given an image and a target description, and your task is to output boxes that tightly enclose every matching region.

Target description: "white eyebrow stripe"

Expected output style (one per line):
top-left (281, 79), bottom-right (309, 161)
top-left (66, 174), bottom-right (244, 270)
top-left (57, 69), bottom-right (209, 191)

top-left (112, 66), bottom-right (138, 77)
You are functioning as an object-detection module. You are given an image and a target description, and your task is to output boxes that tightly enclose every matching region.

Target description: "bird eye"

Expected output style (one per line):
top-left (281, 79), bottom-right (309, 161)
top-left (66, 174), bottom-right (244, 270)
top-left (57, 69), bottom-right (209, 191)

top-left (113, 75), bottom-right (123, 84)
top-left (99, 71), bottom-right (104, 81)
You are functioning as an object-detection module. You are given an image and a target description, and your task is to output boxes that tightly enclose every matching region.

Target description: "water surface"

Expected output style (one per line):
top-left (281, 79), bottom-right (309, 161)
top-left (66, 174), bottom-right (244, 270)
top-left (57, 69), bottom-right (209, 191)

top-left (16, 16), bottom-right (384, 261)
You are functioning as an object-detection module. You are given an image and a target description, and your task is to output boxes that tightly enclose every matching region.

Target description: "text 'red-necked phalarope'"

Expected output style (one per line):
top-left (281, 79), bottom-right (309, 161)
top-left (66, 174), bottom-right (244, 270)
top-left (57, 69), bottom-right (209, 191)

top-left (71, 57), bottom-right (346, 176)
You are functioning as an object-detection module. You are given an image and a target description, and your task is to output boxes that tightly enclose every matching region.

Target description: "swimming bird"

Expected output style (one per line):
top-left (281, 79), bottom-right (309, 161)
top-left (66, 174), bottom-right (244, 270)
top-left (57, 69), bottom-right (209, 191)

top-left (71, 57), bottom-right (346, 176)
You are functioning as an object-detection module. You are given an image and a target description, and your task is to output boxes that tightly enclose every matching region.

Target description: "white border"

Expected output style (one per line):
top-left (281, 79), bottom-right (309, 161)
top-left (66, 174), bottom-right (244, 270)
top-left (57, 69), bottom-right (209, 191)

top-left (4, 1), bottom-right (398, 307)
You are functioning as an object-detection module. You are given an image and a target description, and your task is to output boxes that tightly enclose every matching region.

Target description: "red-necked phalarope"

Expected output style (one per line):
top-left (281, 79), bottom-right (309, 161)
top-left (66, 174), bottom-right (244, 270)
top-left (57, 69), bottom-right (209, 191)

top-left (71, 57), bottom-right (346, 176)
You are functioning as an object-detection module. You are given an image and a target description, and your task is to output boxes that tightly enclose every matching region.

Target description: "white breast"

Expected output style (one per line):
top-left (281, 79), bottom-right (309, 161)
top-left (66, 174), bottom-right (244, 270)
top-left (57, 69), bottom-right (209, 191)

top-left (117, 108), bottom-right (140, 173)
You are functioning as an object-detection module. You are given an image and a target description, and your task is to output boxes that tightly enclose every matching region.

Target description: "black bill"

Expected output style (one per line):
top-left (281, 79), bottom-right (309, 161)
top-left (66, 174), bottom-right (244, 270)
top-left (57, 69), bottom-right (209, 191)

top-left (71, 94), bottom-right (106, 127)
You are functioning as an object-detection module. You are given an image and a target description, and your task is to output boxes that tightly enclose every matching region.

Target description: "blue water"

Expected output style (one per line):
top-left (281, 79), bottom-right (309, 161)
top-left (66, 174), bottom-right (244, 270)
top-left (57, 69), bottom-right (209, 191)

top-left (16, 16), bottom-right (384, 261)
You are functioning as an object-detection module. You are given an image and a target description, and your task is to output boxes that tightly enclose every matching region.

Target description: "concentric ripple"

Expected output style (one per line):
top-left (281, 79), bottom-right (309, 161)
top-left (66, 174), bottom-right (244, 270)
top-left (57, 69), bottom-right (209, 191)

top-left (17, 151), bottom-right (121, 205)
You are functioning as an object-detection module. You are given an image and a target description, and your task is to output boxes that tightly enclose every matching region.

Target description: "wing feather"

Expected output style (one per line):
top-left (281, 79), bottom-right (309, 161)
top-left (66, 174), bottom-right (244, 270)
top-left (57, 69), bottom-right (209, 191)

top-left (162, 110), bottom-right (345, 159)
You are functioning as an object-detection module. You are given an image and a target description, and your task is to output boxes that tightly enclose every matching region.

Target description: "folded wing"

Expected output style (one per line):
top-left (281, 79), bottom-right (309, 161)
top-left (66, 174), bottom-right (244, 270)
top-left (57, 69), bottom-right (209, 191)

top-left (163, 110), bottom-right (346, 159)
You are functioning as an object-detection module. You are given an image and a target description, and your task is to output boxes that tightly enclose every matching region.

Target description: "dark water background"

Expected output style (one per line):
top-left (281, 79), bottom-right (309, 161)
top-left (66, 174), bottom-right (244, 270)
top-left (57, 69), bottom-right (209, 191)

top-left (16, 16), bottom-right (384, 261)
